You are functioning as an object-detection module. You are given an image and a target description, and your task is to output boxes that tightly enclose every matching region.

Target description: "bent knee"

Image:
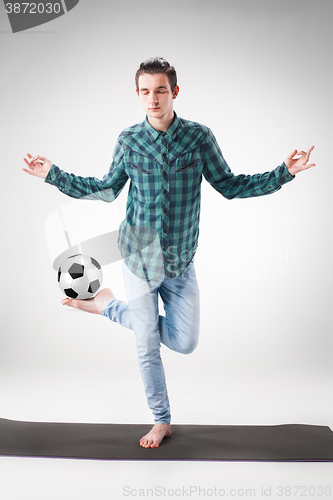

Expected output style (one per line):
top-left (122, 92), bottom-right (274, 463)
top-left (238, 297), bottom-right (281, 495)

top-left (177, 334), bottom-right (199, 355)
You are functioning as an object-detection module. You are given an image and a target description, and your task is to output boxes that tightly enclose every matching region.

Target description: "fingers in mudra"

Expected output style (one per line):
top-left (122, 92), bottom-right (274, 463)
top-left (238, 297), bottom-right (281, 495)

top-left (299, 148), bottom-right (315, 169)
top-left (286, 146), bottom-right (315, 175)
top-left (26, 153), bottom-right (41, 165)
top-left (297, 150), bottom-right (309, 163)
top-left (23, 153), bottom-right (43, 174)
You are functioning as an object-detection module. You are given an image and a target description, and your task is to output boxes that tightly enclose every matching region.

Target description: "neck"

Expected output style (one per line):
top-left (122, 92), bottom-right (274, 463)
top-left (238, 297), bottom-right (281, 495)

top-left (148, 110), bottom-right (175, 132)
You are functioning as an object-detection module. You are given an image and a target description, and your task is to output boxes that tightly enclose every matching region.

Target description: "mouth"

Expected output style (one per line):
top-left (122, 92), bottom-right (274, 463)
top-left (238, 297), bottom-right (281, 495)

top-left (149, 107), bottom-right (160, 111)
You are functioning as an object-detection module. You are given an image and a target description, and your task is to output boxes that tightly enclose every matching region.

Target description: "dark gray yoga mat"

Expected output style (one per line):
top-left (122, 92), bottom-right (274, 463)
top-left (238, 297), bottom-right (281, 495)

top-left (0, 418), bottom-right (332, 461)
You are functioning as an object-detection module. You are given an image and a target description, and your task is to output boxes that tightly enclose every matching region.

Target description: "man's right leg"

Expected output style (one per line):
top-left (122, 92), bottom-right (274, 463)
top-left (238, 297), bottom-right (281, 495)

top-left (119, 263), bottom-right (173, 448)
top-left (121, 262), bottom-right (171, 426)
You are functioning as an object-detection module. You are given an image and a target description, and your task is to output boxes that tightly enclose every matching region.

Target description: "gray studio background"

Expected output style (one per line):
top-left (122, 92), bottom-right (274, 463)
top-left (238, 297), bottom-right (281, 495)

top-left (1, 2), bottom-right (332, 499)
top-left (1, 0), bottom-right (332, 433)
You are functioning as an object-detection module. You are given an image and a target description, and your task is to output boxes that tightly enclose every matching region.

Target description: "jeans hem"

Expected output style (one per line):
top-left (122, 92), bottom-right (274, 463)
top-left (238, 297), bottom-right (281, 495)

top-left (101, 297), bottom-right (116, 316)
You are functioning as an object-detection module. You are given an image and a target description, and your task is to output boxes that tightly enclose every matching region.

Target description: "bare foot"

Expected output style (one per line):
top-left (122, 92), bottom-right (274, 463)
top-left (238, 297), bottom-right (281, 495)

top-left (61, 288), bottom-right (115, 315)
top-left (139, 423), bottom-right (172, 448)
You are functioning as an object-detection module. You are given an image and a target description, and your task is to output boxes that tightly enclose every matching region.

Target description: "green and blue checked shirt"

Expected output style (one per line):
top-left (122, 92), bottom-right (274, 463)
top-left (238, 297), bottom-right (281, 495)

top-left (45, 113), bottom-right (295, 280)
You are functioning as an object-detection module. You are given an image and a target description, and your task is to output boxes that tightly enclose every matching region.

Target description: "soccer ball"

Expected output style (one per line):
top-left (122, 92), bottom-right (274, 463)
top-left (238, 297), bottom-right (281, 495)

top-left (58, 254), bottom-right (103, 300)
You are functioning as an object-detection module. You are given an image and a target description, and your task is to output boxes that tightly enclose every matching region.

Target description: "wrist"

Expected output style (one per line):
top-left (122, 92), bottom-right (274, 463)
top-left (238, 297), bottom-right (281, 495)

top-left (283, 162), bottom-right (296, 178)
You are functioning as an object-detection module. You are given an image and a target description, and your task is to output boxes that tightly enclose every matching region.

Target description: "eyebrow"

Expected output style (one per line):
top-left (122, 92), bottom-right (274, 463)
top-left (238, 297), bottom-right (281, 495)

top-left (139, 86), bottom-right (169, 91)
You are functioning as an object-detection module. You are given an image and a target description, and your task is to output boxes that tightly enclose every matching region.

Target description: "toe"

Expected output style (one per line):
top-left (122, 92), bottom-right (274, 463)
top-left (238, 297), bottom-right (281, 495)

top-left (144, 439), bottom-right (153, 448)
top-left (62, 298), bottom-right (74, 306)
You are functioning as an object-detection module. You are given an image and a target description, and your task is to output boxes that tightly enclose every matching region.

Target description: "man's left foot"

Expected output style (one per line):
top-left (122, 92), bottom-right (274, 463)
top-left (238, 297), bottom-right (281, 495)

top-left (61, 288), bottom-right (115, 315)
top-left (139, 423), bottom-right (172, 448)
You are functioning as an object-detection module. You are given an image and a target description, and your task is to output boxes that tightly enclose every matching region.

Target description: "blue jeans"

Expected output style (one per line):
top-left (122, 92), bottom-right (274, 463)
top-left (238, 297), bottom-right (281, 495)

top-left (101, 260), bottom-right (200, 424)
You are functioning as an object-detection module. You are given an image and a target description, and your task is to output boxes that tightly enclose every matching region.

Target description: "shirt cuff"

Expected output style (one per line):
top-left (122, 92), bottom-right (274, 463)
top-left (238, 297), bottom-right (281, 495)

top-left (44, 164), bottom-right (63, 185)
top-left (275, 162), bottom-right (295, 186)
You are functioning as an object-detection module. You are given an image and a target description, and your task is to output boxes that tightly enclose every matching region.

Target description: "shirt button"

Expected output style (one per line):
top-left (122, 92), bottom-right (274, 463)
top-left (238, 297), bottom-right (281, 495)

top-left (163, 228), bottom-right (167, 233)
top-left (163, 208), bottom-right (167, 214)
top-left (163, 189), bottom-right (167, 194)
top-left (163, 247), bottom-right (167, 251)
top-left (163, 153), bottom-right (167, 158)
top-left (163, 171), bottom-right (167, 177)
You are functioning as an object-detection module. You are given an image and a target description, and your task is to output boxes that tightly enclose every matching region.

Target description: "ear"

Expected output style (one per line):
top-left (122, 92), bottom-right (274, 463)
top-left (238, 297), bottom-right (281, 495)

top-left (135, 88), bottom-right (139, 96)
top-left (172, 85), bottom-right (180, 100)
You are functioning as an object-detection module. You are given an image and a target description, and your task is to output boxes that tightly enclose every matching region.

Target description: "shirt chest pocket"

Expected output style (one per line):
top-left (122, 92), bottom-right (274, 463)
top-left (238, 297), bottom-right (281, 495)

top-left (129, 162), bottom-right (151, 175)
top-left (128, 163), bottom-right (159, 203)
top-left (173, 158), bottom-right (202, 199)
top-left (175, 159), bottom-right (200, 173)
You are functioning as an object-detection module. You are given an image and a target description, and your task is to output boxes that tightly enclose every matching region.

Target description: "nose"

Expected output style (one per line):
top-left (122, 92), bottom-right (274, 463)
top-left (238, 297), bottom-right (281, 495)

top-left (149, 93), bottom-right (158, 106)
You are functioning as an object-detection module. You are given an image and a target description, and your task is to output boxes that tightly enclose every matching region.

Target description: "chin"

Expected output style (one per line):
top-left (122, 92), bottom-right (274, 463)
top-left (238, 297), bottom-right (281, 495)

top-left (150, 110), bottom-right (164, 117)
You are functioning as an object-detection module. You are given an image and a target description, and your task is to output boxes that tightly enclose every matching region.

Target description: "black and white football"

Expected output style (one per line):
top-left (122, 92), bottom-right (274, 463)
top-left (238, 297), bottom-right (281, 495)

top-left (58, 254), bottom-right (103, 300)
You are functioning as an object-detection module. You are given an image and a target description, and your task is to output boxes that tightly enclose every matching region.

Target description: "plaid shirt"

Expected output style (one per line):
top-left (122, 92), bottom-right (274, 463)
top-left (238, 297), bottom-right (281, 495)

top-left (45, 113), bottom-right (294, 279)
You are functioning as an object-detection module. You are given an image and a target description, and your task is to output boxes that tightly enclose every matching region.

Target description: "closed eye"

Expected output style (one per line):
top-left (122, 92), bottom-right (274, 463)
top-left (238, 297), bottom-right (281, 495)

top-left (141, 91), bottom-right (166, 95)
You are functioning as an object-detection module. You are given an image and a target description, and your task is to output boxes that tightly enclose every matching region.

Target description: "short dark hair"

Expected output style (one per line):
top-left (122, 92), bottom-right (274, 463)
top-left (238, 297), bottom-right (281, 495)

top-left (135, 57), bottom-right (177, 91)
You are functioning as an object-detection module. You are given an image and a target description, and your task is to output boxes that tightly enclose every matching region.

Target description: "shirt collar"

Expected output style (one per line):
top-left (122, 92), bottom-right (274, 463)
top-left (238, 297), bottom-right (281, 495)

top-left (144, 112), bottom-right (180, 141)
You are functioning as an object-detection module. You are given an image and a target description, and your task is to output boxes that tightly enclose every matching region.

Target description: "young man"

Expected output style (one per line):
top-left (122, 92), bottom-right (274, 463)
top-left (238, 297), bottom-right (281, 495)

top-left (23, 57), bottom-right (315, 449)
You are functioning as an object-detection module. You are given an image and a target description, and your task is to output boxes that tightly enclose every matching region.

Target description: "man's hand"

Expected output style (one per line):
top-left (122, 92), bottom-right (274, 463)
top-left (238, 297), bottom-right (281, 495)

top-left (284, 146), bottom-right (315, 176)
top-left (22, 153), bottom-right (52, 179)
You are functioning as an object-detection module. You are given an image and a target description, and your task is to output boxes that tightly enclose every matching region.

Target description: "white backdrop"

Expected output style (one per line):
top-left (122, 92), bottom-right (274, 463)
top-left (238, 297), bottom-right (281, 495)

top-left (0, 0), bottom-right (332, 498)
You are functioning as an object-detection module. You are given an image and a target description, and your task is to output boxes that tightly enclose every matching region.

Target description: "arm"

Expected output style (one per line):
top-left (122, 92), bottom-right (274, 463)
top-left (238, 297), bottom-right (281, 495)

top-left (202, 129), bottom-right (314, 200)
top-left (23, 139), bottom-right (129, 203)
